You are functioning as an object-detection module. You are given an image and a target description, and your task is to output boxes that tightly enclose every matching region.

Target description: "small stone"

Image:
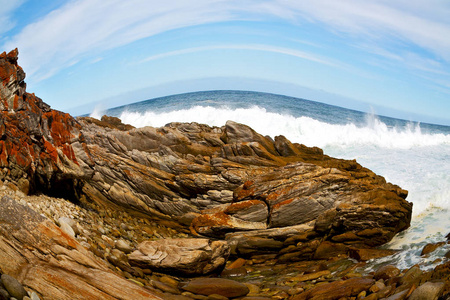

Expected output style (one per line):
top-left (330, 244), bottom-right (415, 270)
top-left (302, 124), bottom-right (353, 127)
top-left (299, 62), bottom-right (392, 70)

top-left (115, 239), bottom-right (133, 254)
top-left (29, 291), bottom-right (41, 300)
top-left (227, 258), bottom-right (246, 269)
top-left (287, 287), bottom-right (304, 296)
top-left (58, 217), bottom-right (80, 235)
top-left (357, 290), bottom-right (366, 299)
top-left (159, 276), bottom-right (179, 288)
top-left (152, 280), bottom-right (180, 294)
top-left (369, 280), bottom-right (386, 293)
top-left (59, 220), bottom-right (75, 237)
top-left (244, 283), bottom-right (260, 296)
top-left (0, 288), bottom-right (10, 300)
top-left (1, 274), bottom-right (28, 300)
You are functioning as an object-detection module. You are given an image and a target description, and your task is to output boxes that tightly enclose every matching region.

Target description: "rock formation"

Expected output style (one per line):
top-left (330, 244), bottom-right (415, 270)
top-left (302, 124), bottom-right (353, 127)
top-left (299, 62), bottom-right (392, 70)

top-left (1, 48), bottom-right (412, 253)
top-left (0, 49), bottom-right (421, 299)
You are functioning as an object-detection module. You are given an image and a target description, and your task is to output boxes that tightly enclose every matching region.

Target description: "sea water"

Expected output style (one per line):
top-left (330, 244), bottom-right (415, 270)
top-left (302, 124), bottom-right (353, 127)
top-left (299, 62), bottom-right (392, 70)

top-left (92, 90), bottom-right (450, 270)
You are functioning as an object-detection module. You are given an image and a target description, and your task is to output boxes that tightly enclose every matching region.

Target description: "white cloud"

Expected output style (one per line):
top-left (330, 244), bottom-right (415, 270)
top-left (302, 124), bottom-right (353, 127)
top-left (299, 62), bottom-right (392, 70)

top-left (3, 0), bottom-right (244, 82)
top-left (0, 0), bottom-right (25, 36)
top-left (269, 0), bottom-right (450, 61)
top-left (141, 44), bottom-right (340, 67)
top-left (3, 0), bottom-right (450, 87)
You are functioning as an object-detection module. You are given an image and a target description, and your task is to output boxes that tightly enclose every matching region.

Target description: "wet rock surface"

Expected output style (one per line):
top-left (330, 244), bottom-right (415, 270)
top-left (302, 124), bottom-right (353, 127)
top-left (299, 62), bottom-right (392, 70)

top-left (0, 49), bottom-right (448, 299)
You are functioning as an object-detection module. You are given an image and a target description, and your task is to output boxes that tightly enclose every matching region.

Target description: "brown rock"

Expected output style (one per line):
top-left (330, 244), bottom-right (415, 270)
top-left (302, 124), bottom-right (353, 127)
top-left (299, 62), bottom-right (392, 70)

top-left (421, 242), bottom-right (446, 256)
top-left (128, 238), bottom-right (230, 276)
top-left (399, 265), bottom-right (423, 286)
top-left (291, 277), bottom-right (374, 300)
top-left (313, 241), bottom-right (348, 260)
top-left (408, 281), bottom-right (445, 300)
top-left (181, 278), bottom-right (249, 298)
top-left (374, 265), bottom-right (401, 281)
top-left (227, 258), bottom-right (246, 269)
top-left (348, 248), bottom-right (398, 261)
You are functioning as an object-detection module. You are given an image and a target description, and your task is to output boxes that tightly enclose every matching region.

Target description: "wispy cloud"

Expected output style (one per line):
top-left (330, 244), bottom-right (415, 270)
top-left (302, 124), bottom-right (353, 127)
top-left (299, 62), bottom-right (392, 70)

top-left (3, 0), bottom-right (450, 88)
top-left (141, 44), bottom-right (341, 67)
top-left (268, 0), bottom-right (450, 61)
top-left (2, 0), bottom-right (244, 82)
top-left (0, 0), bottom-right (25, 37)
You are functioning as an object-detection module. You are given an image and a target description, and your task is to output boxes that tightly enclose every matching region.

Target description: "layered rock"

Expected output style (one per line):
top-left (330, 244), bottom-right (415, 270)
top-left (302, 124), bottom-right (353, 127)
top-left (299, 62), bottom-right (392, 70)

top-left (0, 49), bottom-right (412, 260)
top-left (0, 49), bottom-right (93, 197)
top-left (128, 238), bottom-right (230, 276)
top-left (0, 195), bottom-right (161, 299)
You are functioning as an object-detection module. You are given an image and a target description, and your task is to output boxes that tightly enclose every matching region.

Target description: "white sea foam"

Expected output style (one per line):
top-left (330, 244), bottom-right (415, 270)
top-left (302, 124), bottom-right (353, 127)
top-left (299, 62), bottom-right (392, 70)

top-left (118, 105), bottom-right (450, 149)
top-left (89, 104), bottom-right (106, 120)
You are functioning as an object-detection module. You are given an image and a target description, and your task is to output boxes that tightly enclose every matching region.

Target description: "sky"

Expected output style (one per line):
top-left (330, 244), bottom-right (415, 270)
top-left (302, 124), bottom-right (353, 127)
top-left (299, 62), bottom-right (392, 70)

top-left (1, 0), bottom-right (450, 125)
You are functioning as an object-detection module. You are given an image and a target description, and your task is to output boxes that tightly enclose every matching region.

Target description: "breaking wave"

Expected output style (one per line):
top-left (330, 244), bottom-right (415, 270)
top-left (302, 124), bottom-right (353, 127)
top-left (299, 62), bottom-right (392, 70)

top-left (115, 105), bottom-right (450, 149)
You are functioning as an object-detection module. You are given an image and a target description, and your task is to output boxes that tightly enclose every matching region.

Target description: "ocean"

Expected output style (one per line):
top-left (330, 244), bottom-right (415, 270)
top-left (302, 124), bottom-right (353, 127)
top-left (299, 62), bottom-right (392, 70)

top-left (91, 90), bottom-right (450, 270)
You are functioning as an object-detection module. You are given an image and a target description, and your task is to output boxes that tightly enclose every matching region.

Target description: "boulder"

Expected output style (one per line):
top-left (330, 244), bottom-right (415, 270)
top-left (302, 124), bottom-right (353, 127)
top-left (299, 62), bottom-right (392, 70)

top-left (128, 238), bottom-right (230, 276)
top-left (374, 265), bottom-right (401, 281)
top-left (181, 278), bottom-right (249, 298)
top-left (408, 282), bottom-right (445, 300)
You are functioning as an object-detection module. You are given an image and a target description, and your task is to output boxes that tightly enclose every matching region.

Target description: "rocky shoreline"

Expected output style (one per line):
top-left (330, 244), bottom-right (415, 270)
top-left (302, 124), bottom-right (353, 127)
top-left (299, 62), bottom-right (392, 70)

top-left (0, 48), bottom-right (449, 299)
top-left (0, 182), bottom-right (449, 300)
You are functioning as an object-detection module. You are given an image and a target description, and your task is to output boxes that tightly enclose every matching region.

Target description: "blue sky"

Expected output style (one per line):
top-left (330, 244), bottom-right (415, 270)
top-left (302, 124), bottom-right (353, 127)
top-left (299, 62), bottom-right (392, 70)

top-left (1, 0), bottom-right (450, 125)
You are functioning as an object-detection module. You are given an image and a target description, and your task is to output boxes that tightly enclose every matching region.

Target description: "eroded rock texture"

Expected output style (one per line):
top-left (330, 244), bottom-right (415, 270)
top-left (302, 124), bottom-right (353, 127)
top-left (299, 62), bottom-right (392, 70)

top-left (77, 117), bottom-right (411, 253)
top-left (0, 196), bottom-right (161, 300)
top-left (1, 49), bottom-right (412, 259)
top-left (0, 48), bottom-right (93, 198)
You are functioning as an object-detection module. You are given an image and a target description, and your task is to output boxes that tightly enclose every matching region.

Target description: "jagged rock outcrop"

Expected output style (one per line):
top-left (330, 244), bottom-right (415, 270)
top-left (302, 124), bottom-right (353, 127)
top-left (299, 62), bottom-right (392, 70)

top-left (0, 49), bottom-right (412, 261)
top-left (0, 49), bottom-right (93, 197)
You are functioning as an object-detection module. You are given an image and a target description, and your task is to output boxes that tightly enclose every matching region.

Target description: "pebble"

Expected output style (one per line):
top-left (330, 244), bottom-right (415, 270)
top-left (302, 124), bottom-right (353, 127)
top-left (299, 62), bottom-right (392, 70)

top-left (115, 239), bottom-right (133, 254)
top-left (29, 291), bottom-right (41, 300)
top-left (0, 288), bottom-right (10, 300)
top-left (1, 274), bottom-right (28, 300)
top-left (59, 219), bottom-right (76, 237)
